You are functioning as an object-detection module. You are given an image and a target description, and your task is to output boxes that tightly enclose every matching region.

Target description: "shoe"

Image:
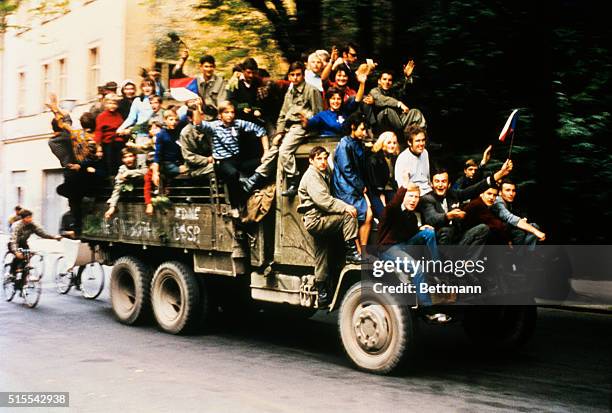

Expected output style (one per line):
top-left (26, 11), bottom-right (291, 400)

top-left (316, 282), bottom-right (330, 307)
top-left (281, 176), bottom-right (299, 197)
top-left (425, 313), bottom-right (452, 323)
top-left (344, 240), bottom-right (369, 265)
top-left (281, 184), bottom-right (298, 197)
top-left (240, 172), bottom-right (264, 193)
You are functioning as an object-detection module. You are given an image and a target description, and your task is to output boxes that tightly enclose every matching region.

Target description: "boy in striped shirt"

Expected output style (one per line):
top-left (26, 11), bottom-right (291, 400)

top-left (198, 100), bottom-right (269, 213)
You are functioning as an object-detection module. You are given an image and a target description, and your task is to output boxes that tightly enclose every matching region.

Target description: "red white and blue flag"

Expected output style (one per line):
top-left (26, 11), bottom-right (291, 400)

top-left (498, 109), bottom-right (519, 142)
top-left (169, 77), bottom-right (199, 101)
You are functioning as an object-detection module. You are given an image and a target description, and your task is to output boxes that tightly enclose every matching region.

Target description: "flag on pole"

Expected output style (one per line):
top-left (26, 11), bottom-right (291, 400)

top-left (498, 109), bottom-right (519, 142)
top-left (169, 77), bottom-right (199, 101)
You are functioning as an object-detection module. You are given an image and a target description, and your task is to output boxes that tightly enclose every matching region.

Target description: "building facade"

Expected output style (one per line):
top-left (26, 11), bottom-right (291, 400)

top-left (0, 0), bottom-right (286, 234)
top-left (0, 0), bottom-right (153, 234)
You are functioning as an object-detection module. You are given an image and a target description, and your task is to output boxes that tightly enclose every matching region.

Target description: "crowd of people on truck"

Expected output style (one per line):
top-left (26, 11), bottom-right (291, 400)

top-left (38, 42), bottom-right (546, 306)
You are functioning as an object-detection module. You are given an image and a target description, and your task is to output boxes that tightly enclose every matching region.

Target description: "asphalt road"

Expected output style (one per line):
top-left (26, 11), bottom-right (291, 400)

top-left (1, 276), bottom-right (610, 413)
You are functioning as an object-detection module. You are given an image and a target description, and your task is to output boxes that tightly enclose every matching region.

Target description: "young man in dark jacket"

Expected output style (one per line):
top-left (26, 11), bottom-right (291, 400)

top-left (420, 160), bottom-right (512, 245)
top-left (377, 180), bottom-right (438, 305)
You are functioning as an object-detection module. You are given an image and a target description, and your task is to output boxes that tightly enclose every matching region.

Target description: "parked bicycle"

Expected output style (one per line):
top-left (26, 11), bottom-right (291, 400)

top-left (54, 256), bottom-right (105, 299)
top-left (2, 249), bottom-right (44, 308)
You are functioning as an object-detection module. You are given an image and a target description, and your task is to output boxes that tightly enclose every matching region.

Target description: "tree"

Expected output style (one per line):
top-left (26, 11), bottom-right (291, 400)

top-left (1, 0), bottom-right (69, 33)
top-left (0, 0), bottom-right (20, 33)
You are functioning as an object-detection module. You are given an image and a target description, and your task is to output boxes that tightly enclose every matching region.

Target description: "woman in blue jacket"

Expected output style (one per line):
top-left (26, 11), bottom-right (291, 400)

top-left (301, 71), bottom-right (367, 138)
top-left (332, 113), bottom-right (373, 250)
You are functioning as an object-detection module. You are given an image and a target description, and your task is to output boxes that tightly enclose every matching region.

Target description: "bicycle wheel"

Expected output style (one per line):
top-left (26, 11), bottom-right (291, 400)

top-left (54, 256), bottom-right (73, 294)
top-left (78, 262), bottom-right (105, 299)
top-left (2, 252), bottom-right (16, 302)
top-left (22, 268), bottom-right (42, 308)
top-left (29, 254), bottom-right (45, 280)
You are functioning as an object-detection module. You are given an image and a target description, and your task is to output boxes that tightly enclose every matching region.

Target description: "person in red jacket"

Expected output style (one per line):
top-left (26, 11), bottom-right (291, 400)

top-left (462, 186), bottom-right (511, 245)
top-left (377, 180), bottom-right (438, 305)
top-left (94, 93), bottom-right (125, 176)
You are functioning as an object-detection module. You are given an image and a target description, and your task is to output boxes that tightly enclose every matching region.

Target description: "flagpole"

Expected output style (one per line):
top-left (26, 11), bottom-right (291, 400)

top-left (508, 131), bottom-right (515, 159)
top-left (506, 108), bottom-right (519, 159)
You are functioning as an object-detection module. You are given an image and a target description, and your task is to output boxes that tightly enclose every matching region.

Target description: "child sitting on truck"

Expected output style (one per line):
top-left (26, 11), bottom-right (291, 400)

top-left (151, 109), bottom-right (188, 188)
top-left (142, 120), bottom-right (163, 215)
top-left (104, 148), bottom-right (147, 219)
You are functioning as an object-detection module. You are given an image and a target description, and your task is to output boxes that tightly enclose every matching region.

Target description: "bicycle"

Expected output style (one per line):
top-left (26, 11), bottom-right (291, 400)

top-left (54, 255), bottom-right (105, 299)
top-left (2, 249), bottom-right (44, 308)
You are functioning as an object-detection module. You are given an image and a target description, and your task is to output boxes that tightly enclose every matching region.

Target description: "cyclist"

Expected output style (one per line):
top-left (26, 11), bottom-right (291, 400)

top-left (8, 209), bottom-right (61, 288)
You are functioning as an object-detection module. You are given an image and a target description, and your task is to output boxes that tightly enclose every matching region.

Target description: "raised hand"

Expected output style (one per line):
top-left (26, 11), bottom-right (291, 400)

top-left (481, 144), bottom-right (493, 165)
top-left (403, 60), bottom-right (415, 78)
top-left (330, 46), bottom-right (339, 64)
top-left (46, 93), bottom-right (59, 111)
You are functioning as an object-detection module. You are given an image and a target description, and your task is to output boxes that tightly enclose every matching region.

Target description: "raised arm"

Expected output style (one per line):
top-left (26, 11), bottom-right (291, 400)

top-left (321, 46), bottom-right (338, 82)
top-left (171, 50), bottom-right (189, 78)
top-left (354, 68), bottom-right (368, 102)
top-left (46, 93), bottom-right (73, 133)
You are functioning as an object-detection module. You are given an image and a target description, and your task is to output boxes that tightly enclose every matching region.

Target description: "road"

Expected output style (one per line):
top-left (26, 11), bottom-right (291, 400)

top-left (0, 274), bottom-right (610, 413)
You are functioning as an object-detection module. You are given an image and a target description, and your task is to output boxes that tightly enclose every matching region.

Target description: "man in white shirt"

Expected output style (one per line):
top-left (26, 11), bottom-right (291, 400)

top-left (395, 124), bottom-right (431, 196)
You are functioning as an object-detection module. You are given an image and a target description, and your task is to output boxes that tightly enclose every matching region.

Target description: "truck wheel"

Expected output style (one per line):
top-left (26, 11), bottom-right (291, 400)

top-left (151, 261), bottom-right (202, 334)
top-left (338, 282), bottom-right (416, 374)
top-left (110, 256), bottom-right (152, 325)
top-left (463, 306), bottom-right (537, 351)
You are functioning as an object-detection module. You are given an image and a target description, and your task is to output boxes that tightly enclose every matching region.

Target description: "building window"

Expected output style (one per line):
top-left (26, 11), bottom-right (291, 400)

top-left (88, 47), bottom-right (100, 99)
top-left (57, 58), bottom-right (67, 99)
top-left (17, 72), bottom-right (26, 116)
top-left (42, 64), bottom-right (52, 111)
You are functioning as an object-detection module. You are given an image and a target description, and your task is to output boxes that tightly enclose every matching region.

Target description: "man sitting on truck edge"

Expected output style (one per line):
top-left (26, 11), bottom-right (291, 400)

top-left (297, 146), bottom-right (368, 306)
top-left (492, 179), bottom-right (546, 248)
top-left (377, 179), bottom-right (439, 305)
top-left (198, 100), bottom-right (269, 216)
top-left (104, 148), bottom-right (147, 220)
top-left (420, 161), bottom-right (513, 245)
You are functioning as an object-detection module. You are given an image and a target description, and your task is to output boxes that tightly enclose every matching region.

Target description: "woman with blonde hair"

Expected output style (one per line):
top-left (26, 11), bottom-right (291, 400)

top-left (367, 131), bottom-right (400, 218)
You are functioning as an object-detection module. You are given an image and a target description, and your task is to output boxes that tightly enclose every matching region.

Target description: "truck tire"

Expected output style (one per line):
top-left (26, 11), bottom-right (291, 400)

top-left (110, 256), bottom-right (152, 325)
top-left (463, 306), bottom-right (537, 351)
top-left (151, 261), bottom-right (202, 334)
top-left (338, 282), bottom-right (416, 374)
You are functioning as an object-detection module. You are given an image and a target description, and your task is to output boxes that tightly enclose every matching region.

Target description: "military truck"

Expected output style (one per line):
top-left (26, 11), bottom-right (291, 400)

top-left (80, 137), bottom-right (537, 374)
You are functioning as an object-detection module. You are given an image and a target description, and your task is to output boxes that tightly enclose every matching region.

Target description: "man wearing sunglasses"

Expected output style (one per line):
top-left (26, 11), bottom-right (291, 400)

top-left (332, 43), bottom-right (360, 90)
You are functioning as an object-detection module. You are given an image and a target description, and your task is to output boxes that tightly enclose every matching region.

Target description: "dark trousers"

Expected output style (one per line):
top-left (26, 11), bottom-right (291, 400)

top-left (9, 245), bottom-right (27, 288)
top-left (369, 190), bottom-right (396, 219)
top-left (104, 140), bottom-right (126, 177)
top-left (215, 156), bottom-right (258, 208)
top-left (57, 170), bottom-right (88, 234)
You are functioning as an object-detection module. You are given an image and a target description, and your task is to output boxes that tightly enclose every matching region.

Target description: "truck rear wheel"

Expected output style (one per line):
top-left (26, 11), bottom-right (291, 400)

top-left (463, 306), bottom-right (537, 351)
top-left (110, 256), bottom-right (152, 325)
top-left (151, 261), bottom-right (201, 334)
top-left (338, 282), bottom-right (416, 374)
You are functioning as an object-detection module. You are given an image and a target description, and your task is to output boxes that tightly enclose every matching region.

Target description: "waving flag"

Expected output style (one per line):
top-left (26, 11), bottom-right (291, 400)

top-left (169, 77), bottom-right (199, 101)
top-left (499, 109), bottom-right (518, 142)
top-left (498, 109), bottom-right (519, 142)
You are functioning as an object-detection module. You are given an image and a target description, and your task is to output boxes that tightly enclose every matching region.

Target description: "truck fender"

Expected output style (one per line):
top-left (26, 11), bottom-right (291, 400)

top-left (329, 264), bottom-right (363, 311)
